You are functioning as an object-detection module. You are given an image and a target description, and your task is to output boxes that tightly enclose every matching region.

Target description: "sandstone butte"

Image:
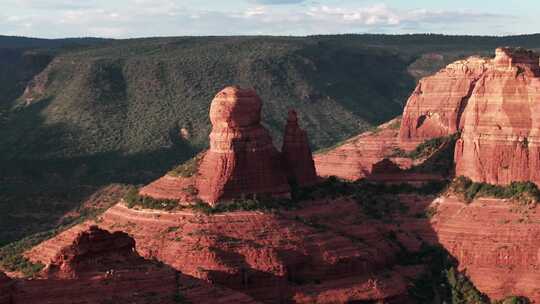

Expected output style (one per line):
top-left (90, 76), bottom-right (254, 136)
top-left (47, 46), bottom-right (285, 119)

top-left (316, 47), bottom-right (540, 187)
top-left (140, 86), bottom-right (318, 206)
top-left (401, 47), bottom-right (540, 186)
top-left (310, 47), bottom-right (540, 302)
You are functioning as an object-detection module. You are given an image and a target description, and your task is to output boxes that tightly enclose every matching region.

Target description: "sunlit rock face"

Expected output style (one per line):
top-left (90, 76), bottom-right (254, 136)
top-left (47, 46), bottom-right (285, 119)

top-left (196, 86), bottom-right (291, 205)
top-left (399, 56), bottom-right (489, 149)
top-left (399, 47), bottom-right (540, 186)
top-left (455, 48), bottom-right (540, 186)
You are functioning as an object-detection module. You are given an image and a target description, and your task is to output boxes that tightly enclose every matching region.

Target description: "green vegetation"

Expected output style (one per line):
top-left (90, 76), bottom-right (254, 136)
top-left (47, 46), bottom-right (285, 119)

top-left (449, 176), bottom-right (540, 204)
top-left (404, 244), bottom-right (489, 304)
top-left (494, 296), bottom-right (531, 304)
top-left (168, 153), bottom-right (204, 177)
top-left (0, 185), bottom-right (128, 277)
top-left (215, 176), bottom-right (445, 217)
top-left (0, 230), bottom-right (52, 277)
top-left (124, 186), bottom-right (179, 211)
top-left (391, 134), bottom-right (457, 160)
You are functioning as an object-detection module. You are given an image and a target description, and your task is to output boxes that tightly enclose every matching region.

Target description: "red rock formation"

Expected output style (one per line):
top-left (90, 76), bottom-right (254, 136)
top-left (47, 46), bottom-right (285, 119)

top-left (45, 225), bottom-right (136, 279)
top-left (281, 110), bottom-right (318, 186)
top-left (196, 86), bottom-right (290, 204)
top-left (455, 47), bottom-right (540, 186)
top-left (27, 199), bottom-right (415, 303)
top-left (314, 118), bottom-right (414, 181)
top-left (141, 87), bottom-right (317, 206)
top-left (139, 174), bottom-right (197, 202)
top-left (407, 195), bottom-right (540, 302)
top-left (399, 56), bottom-right (489, 149)
top-left (0, 271), bottom-right (13, 304)
top-left (20, 225), bottom-right (258, 304)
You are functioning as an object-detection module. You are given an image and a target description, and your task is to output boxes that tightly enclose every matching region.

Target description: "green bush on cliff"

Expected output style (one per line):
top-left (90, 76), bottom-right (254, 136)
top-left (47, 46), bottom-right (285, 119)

top-left (450, 176), bottom-right (540, 204)
top-left (124, 187), bottom-right (179, 210)
top-left (494, 296), bottom-right (531, 304)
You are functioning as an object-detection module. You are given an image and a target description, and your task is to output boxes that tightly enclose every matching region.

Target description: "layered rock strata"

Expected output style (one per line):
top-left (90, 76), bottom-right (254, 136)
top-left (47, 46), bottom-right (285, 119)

top-left (140, 86), bottom-right (318, 206)
top-left (19, 226), bottom-right (258, 304)
top-left (403, 195), bottom-right (540, 302)
top-left (27, 199), bottom-right (417, 303)
top-left (399, 56), bottom-right (489, 149)
top-left (455, 48), bottom-right (540, 185)
top-left (314, 119), bottom-right (406, 180)
top-left (281, 110), bottom-right (318, 186)
top-left (196, 86), bottom-right (290, 204)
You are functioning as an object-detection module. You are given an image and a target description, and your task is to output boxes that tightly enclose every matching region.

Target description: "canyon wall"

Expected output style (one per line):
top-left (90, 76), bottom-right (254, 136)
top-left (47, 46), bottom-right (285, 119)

top-left (455, 48), bottom-right (540, 185)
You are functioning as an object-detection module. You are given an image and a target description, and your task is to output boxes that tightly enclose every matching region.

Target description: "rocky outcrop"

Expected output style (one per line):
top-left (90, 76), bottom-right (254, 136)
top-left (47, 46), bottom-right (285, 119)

top-left (27, 198), bottom-right (417, 303)
top-left (398, 47), bottom-right (540, 186)
top-left (141, 86), bottom-right (318, 206)
top-left (20, 225), bottom-right (258, 304)
top-left (0, 271), bottom-right (13, 304)
top-left (281, 110), bottom-right (318, 186)
top-left (45, 225), bottom-right (136, 279)
top-left (409, 195), bottom-right (540, 302)
top-left (455, 48), bottom-right (540, 186)
top-left (314, 118), bottom-right (416, 181)
top-left (399, 56), bottom-right (489, 149)
top-left (196, 86), bottom-right (291, 204)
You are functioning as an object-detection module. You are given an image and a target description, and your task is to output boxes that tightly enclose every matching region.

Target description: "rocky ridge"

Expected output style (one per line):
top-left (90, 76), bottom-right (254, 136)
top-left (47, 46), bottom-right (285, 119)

top-left (13, 226), bottom-right (258, 304)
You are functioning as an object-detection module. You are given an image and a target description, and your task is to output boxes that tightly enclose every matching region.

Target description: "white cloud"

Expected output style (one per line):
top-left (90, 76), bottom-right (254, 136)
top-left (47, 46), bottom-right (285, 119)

top-left (0, 1), bottom-right (515, 38)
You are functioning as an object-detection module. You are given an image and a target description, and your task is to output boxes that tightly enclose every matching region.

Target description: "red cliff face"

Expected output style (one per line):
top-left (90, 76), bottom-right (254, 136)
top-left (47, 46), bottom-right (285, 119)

top-left (455, 48), bottom-right (540, 185)
top-left (281, 110), bottom-right (318, 186)
top-left (421, 196), bottom-right (540, 302)
top-left (399, 47), bottom-right (540, 186)
top-left (399, 56), bottom-right (489, 149)
top-left (0, 272), bottom-right (13, 304)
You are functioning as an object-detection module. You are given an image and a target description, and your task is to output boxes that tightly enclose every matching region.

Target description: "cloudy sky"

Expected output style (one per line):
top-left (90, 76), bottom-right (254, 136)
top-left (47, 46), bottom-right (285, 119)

top-left (1, 0), bottom-right (538, 38)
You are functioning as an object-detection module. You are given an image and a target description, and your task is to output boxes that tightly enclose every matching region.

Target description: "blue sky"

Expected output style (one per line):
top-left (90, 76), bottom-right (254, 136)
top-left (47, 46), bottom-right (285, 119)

top-left (0, 0), bottom-right (538, 38)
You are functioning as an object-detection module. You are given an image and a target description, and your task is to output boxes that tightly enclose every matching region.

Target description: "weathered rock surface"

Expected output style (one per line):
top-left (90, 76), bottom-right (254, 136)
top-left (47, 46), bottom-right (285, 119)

top-left (281, 110), bottom-right (318, 186)
top-left (314, 119), bottom-right (405, 180)
top-left (409, 195), bottom-right (540, 302)
top-left (399, 56), bottom-right (489, 149)
top-left (141, 87), bottom-right (318, 206)
top-left (45, 225), bottom-right (136, 279)
top-left (196, 86), bottom-right (290, 204)
top-left (139, 174), bottom-right (197, 202)
top-left (0, 271), bottom-right (13, 304)
top-left (20, 225), bottom-right (258, 304)
top-left (398, 47), bottom-right (540, 185)
top-left (455, 48), bottom-right (540, 185)
top-left (27, 199), bottom-right (417, 303)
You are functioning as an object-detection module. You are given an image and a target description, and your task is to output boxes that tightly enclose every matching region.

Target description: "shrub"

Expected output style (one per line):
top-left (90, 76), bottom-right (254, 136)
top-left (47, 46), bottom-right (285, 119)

top-left (494, 296), bottom-right (531, 304)
top-left (450, 176), bottom-right (540, 205)
top-left (124, 186), bottom-right (179, 210)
